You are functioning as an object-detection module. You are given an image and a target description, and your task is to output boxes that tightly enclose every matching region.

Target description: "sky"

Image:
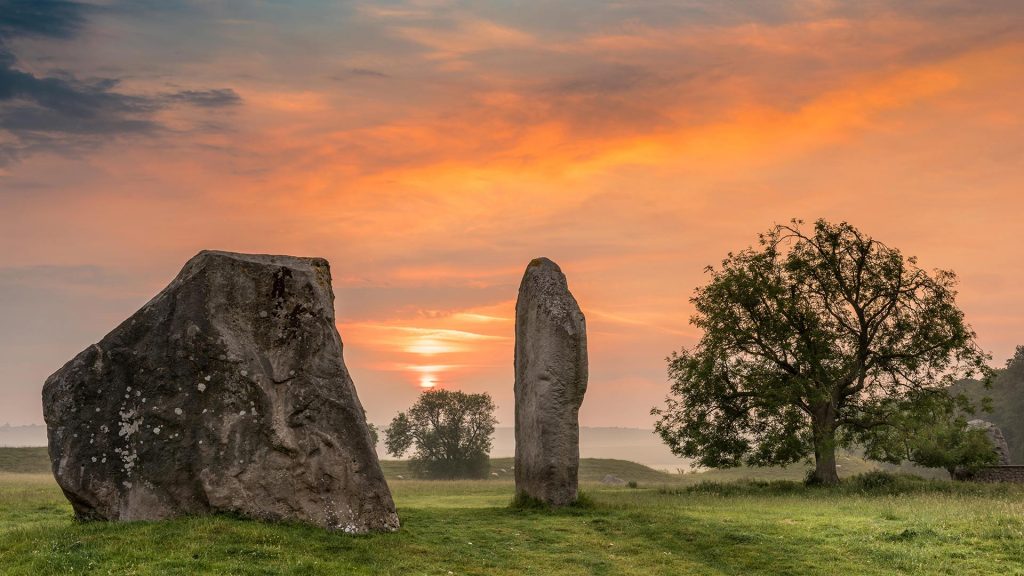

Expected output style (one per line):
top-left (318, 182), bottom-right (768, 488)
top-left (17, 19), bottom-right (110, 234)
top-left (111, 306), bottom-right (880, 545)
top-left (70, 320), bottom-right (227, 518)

top-left (1, 0), bottom-right (1022, 428)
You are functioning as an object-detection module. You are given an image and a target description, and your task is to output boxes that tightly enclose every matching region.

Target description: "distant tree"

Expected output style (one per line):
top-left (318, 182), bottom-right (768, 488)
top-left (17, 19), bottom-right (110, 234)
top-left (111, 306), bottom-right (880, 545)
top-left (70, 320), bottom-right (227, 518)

top-left (385, 389), bottom-right (497, 479)
top-left (1007, 345), bottom-right (1024, 377)
top-left (653, 219), bottom-right (991, 485)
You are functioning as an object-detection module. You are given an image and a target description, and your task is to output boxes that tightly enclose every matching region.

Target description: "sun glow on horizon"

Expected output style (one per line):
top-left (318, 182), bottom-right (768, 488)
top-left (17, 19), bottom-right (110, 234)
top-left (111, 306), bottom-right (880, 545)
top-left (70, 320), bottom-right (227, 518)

top-left (409, 364), bottom-right (449, 390)
top-left (343, 317), bottom-right (512, 392)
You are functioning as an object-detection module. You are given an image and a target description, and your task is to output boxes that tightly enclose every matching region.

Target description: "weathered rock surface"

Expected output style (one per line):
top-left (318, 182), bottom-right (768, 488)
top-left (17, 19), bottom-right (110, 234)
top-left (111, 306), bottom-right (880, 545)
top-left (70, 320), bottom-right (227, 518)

top-left (514, 257), bottom-right (588, 506)
top-left (42, 251), bottom-right (399, 532)
top-left (968, 419), bottom-right (1012, 465)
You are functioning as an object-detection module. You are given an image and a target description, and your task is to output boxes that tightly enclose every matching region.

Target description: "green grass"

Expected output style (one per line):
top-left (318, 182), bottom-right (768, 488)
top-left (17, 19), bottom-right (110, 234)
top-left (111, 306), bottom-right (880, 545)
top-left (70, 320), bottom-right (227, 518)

top-left (0, 447), bottom-right (51, 474)
top-left (2, 449), bottom-right (1023, 574)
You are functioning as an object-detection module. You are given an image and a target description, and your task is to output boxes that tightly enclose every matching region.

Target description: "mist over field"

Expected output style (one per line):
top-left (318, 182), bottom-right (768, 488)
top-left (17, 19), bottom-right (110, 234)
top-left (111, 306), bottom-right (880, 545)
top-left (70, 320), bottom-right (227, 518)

top-left (0, 425), bottom-right (46, 448)
top-left (477, 427), bottom-right (693, 471)
top-left (1, 425), bottom-right (693, 471)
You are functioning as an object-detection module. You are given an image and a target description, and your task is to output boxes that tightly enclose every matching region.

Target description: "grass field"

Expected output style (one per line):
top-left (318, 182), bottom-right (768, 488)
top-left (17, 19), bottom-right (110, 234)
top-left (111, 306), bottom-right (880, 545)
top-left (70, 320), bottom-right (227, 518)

top-left (1, 448), bottom-right (1022, 575)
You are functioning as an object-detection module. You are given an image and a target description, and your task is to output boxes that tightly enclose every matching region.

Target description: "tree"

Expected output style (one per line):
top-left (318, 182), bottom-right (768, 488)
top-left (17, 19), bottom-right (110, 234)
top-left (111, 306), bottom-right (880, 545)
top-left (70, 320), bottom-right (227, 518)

top-left (905, 421), bottom-right (998, 480)
top-left (367, 422), bottom-right (380, 447)
top-left (652, 219), bottom-right (991, 485)
top-left (385, 389), bottom-right (497, 479)
top-left (856, 392), bottom-right (998, 479)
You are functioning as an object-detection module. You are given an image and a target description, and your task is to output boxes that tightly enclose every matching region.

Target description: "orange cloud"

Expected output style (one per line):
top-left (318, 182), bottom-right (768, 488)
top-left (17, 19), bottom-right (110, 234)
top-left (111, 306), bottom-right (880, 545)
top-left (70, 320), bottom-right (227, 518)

top-left (4, 2), bottom-right (1023, 428)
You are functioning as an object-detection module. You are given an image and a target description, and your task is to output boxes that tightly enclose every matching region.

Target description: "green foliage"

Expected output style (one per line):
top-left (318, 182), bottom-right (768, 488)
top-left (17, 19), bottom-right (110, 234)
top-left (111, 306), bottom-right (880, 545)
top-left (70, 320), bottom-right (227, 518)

top-left (366, 422), bottom-right (379, 447)
top-left (653, 219), bottom-right (991, 485)
top-left (847, 470), bottom-right (904, 491)
top-left (926, 426), bottom-right (1001, 476)
top-left (385, 389), bottom-right (497, 479)
top-left (854, 393), bottom-right (999, 477)
top-left (908, 421), bottom-right (997, 477)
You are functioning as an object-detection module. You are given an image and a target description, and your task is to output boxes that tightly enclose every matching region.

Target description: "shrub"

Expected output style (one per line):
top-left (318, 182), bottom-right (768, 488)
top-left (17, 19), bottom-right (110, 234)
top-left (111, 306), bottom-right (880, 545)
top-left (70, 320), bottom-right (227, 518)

top-left (848, 470), bottom-right (901, 490)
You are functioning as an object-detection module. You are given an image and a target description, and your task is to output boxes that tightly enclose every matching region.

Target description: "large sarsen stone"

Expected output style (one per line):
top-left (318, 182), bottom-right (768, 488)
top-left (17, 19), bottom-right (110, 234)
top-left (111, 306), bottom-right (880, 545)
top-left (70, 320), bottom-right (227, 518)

top-left (42, 251), bottom-right (399, 532)
top-left (514, 257), bottom-right (588, 506)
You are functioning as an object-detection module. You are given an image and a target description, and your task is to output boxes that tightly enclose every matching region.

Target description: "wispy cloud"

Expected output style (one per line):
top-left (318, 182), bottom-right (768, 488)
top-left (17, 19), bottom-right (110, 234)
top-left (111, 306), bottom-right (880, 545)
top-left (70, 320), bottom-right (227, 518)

top-left (164, 89), bottom-right (242, 108)
top-left (0, 0), bottom-right (242, 164)
top-left (2, 0), bottom-right (1023, 426)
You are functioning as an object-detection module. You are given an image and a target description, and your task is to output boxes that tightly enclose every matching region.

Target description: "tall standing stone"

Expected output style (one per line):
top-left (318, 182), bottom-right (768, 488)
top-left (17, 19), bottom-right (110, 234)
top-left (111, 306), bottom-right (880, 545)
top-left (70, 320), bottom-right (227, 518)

top-left (42, 251), bottom-right (399, 532)
top-left (514, 257), bottom-right (588, 506)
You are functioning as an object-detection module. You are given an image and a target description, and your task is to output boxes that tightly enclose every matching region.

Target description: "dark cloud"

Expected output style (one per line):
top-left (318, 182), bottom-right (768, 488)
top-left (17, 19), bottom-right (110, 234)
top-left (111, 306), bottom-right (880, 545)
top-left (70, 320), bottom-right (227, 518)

top-left (0, 40), bottom-right (158, 163)
top-left (348, 68), bottom-right (390, 79)
top-left (547, 64), bottom-right (658, 97)
top-left (164, 88), bottom-right (242, 108)
top-left (0, 0), bottom-right (85, 39)
top-left (0, 0), bottom-right (241, 165)
top-left (330, 68), bottom-right (392, 82)
top-left (0, 44), bottom-right (158, 131)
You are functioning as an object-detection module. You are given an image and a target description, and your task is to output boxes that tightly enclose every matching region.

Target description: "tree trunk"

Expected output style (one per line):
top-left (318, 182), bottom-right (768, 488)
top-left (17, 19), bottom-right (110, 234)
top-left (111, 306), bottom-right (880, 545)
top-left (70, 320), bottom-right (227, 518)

top-left (811, 408), bottom-right (839, 485)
